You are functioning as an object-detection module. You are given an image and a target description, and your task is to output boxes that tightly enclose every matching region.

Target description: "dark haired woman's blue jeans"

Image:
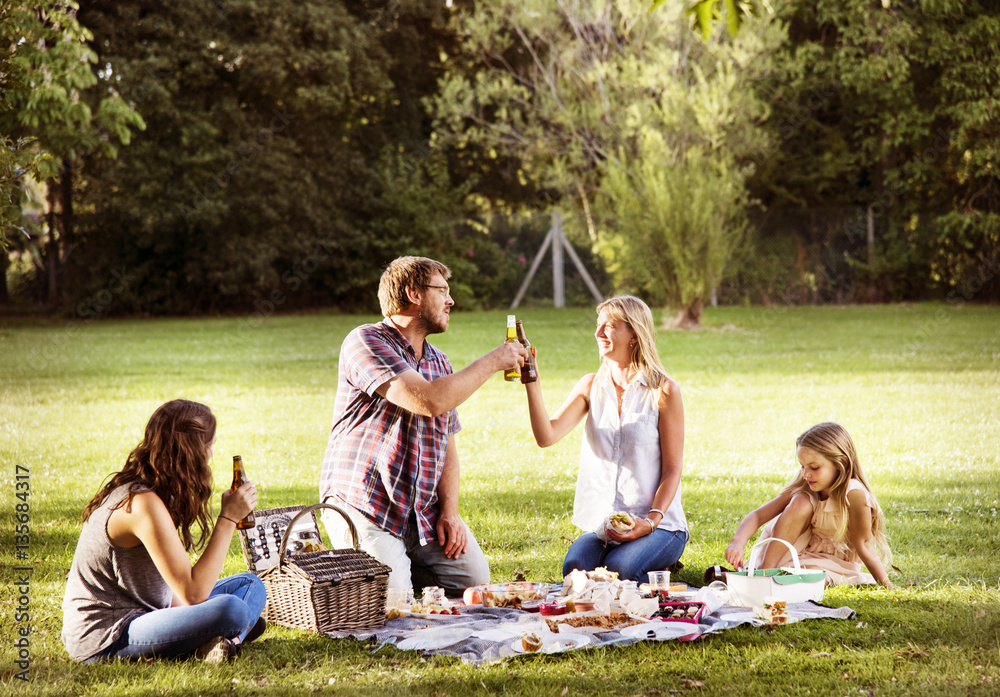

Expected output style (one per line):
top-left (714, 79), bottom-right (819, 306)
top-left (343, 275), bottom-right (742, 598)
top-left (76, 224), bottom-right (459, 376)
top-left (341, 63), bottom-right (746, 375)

top-left (85, 573), bottom-right (266, 663)
top-left (562, 529), bottom-right (688, 584)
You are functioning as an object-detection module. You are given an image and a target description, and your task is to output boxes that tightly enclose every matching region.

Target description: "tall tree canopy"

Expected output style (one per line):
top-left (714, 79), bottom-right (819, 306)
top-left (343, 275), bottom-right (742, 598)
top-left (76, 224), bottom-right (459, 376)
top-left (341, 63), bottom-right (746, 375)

top-left (431, 0), bottom-right (784, 326)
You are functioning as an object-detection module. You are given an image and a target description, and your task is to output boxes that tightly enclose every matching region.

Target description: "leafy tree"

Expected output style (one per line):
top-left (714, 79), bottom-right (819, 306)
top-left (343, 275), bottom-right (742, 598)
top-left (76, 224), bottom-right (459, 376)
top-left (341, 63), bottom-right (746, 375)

top-left (66, 0), bottom-right (484, 315)
top-left (751, 0), bottom-right (1000, 301)
top-left (431, 0), bottom-right (782, 326)
top-left (0, 0), bottom-right (143, 303)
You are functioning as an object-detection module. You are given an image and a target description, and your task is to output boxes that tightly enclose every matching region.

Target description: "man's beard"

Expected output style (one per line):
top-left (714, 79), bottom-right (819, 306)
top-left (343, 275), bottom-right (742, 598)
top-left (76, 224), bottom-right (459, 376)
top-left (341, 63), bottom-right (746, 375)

top-left (417, 308), bottom-right (448, 335)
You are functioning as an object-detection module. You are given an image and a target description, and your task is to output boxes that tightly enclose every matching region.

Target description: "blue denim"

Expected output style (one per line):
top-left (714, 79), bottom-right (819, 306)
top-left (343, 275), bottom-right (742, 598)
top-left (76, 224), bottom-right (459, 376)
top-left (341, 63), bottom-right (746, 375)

top-left (86, 573), bottom-right (267, 663)
top-left (562, 529), bottom-right (688, 584)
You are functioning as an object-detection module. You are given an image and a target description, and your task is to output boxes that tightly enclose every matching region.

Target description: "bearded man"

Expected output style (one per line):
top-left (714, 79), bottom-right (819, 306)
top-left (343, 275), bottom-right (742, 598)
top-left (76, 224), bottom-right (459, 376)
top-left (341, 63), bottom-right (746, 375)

top-left (319, 256), bottom-right (526, 596)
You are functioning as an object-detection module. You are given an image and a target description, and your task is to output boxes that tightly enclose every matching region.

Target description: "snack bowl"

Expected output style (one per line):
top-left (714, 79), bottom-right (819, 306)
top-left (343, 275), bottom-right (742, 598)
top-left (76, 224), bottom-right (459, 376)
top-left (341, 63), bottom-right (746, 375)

top-left (573, 601), bottom-right (596, 613)
top-left (539, 602), bottom-right (568, 616)
top-left (478, 582), bottom-right (550, 609)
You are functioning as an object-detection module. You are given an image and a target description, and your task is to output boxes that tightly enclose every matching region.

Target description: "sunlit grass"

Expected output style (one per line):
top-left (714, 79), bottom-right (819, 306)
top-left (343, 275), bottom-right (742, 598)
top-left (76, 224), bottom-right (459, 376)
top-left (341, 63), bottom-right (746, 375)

top-left (1, 303), bottom-right (998, 695)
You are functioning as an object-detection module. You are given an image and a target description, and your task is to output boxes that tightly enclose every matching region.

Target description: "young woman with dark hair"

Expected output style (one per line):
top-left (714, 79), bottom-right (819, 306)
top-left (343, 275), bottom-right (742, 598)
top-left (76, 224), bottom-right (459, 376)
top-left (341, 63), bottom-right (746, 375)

top-left (62, 399), bottom-right (267, 663)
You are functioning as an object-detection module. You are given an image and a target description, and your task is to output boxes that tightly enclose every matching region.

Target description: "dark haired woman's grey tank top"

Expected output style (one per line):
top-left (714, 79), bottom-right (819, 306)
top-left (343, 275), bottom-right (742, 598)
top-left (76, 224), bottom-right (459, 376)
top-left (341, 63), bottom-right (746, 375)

top-left (61, 485), bottom-right (173, 661)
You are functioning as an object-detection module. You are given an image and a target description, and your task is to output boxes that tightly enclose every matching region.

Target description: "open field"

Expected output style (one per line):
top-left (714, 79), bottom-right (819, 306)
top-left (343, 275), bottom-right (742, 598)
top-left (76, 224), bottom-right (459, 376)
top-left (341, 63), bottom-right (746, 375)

top-left (2, 303), bottom-right (999, 695)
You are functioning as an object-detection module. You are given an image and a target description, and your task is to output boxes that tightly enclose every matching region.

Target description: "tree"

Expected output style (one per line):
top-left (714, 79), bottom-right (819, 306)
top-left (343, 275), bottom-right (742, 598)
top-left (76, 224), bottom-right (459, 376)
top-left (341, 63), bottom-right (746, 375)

top-left (431, 0), bottom-right (782, 326)
top-left (600, 135), bottom-right (750, 328)
top-left (0, 0), bottom-right (144, 304)
top-left (749, 0), bottom-right (1000, 302)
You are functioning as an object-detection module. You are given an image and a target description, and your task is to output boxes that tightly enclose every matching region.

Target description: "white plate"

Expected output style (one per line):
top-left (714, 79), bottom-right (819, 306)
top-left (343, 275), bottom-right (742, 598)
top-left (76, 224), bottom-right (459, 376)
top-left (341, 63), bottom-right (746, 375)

top-left (718, 611), bottom-right (803, 625)
top-left (407, 611), bottom-right (462, 620)
top-left (512, 634), bottom-right (591, 654)
top-left (619, 622), bottom-right (699, 641)
top-left (395, 626), bottom-right (474, 651)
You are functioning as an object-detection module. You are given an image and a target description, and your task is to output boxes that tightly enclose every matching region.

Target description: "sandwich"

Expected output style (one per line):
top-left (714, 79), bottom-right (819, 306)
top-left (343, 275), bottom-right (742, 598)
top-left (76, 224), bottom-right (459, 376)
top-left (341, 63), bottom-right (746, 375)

top-left (608, 512), bottom-right (635, 533)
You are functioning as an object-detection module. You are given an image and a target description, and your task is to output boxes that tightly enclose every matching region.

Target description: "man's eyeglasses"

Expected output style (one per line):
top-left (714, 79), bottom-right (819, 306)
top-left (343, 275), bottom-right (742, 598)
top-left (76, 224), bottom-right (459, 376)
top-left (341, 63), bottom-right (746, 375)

top-left (423, 284), bottom-right (451, 297)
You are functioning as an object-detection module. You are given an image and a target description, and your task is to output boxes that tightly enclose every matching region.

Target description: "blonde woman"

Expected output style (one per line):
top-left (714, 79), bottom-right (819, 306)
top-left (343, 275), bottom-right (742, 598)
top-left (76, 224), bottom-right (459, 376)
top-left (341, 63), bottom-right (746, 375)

top-left (525, 295), bottom-right (688, 583)
top-left (725, 422), bottom-right (893, 587)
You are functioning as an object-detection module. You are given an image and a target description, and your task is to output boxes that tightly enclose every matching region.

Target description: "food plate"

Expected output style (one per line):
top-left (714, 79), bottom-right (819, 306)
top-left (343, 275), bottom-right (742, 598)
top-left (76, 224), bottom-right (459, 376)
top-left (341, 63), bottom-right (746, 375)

top-left (718, 611), bottom-right (810, 625)
top-left (395, 626), bottom-right (474, 651)
top-left (619, 622), bottom-right (699, 641)
top-left (407, 611), bottom-right (462, 620)
top-left (511, 634), bottom-right (591, 654)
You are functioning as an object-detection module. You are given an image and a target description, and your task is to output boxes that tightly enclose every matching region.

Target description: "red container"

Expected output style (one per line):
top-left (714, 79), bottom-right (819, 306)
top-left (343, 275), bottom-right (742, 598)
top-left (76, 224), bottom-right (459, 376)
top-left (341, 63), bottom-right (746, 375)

top-left (655, 601), bottom-right (706, 624)
top-left (539, 602), bottom-right (567, 616)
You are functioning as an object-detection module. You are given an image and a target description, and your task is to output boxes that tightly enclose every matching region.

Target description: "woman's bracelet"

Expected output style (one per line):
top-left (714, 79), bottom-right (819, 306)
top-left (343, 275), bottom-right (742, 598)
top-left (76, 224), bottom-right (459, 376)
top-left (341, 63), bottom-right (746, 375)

top-left (645, 518), bottom-right (655, 534)
top-left (648, 508), bottom-right (665, 520)
top-left (218, 514), bottom-right (239, 525)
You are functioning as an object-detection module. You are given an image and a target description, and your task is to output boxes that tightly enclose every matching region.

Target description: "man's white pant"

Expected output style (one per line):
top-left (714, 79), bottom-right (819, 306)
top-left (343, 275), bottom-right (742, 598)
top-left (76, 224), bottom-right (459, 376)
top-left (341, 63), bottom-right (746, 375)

top-left (321, 503), bottom-right (489, 597)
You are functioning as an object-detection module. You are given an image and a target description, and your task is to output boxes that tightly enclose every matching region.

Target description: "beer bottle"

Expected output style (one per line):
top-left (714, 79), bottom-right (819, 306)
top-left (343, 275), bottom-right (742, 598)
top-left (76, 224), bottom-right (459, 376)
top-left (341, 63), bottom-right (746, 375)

top-left (230, 455), bottom-right (256, 530)
top-left (515, 320), bottom-right (538, 384)
top-left (504, 315), bottom-right (521, 381)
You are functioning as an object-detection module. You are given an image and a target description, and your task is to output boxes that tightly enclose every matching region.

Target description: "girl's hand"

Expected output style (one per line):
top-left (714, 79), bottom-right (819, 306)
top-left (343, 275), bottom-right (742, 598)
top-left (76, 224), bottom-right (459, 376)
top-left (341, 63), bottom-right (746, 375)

top-left (724, 541), bottom-right (745, 570)
top-left (221, 481), bottom-right (257, 522)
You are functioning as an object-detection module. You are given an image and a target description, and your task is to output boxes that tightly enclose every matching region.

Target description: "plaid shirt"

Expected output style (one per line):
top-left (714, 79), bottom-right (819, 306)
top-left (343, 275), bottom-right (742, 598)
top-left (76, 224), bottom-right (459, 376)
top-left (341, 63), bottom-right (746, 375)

top-left (320, 319), bottom-right (461, 545)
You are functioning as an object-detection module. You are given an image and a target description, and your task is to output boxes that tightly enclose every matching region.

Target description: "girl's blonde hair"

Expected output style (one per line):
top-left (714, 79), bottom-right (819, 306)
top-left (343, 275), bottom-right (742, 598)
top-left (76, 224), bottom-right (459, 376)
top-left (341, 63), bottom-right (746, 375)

top-left (595, 295), bottom-right (669, 390)
top-left (781, 422), bottom-right (892, 566)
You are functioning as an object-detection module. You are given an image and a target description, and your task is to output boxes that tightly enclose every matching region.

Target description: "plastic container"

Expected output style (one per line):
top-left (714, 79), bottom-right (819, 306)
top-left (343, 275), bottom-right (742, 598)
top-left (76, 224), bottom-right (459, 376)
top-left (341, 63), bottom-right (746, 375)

top-left (655, 601), bottom-right (706, 624)
top-left (478, 582), bottom-right (550, 609)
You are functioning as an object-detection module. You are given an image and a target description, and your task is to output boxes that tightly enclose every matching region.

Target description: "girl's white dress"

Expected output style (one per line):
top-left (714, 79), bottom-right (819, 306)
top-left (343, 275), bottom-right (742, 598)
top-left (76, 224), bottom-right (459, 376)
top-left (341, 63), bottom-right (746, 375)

top-left (759, 478), bottom-right (879, 586)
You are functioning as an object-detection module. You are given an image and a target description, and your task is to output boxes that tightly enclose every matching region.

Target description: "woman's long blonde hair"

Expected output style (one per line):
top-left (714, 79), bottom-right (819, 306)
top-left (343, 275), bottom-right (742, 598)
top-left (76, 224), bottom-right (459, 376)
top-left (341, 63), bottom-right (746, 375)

top-left (780, 422), bottom-right (892, 566)
top-left (595, 295), bottom-right (669, 390)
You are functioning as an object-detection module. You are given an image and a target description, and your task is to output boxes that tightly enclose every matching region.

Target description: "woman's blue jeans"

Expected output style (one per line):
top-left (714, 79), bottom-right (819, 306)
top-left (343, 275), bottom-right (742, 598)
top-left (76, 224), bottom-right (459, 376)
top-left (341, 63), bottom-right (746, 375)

top-left (562, 529), bottom-right (688, 584)
top-left (86, 573), bottom-right (267, 663)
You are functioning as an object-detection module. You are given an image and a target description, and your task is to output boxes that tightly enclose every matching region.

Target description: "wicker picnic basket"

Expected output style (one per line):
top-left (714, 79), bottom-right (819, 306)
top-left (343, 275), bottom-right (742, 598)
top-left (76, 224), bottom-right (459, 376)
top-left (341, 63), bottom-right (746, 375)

top-left (240, 502), bottom-right (391, 633)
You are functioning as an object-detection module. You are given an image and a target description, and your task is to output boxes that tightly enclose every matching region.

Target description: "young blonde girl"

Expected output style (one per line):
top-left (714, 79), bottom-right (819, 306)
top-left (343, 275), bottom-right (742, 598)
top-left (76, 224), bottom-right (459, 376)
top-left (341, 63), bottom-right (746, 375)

top-left (725, 422), bottom-right (893, 587)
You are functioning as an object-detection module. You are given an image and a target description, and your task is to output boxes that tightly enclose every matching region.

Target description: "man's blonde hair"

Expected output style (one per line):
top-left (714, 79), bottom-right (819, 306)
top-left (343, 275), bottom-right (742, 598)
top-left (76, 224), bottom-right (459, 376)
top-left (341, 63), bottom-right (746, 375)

top-left (377, 256), bottom-right (451, 316)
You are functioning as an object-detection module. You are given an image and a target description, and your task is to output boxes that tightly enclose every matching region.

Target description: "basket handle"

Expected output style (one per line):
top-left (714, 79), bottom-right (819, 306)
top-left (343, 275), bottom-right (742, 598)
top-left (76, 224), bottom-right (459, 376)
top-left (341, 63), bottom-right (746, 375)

top-left (745, 536), bottom-right (803, 575)
top-left (276, 501), bottom-right (360, 570)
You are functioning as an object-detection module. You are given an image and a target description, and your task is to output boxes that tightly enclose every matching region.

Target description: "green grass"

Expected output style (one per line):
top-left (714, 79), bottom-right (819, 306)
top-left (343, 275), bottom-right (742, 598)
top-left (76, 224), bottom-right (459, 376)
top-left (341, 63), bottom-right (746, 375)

top-left (2, 303), bottom-right (999, 696)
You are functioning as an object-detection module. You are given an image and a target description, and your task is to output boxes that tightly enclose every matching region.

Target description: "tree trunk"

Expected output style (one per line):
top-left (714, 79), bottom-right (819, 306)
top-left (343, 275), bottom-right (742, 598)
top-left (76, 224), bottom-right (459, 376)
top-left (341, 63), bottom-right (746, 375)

top-left (0, 248), bottom-right (10, 304)
top-left (665, 302), bottom-right (703, 330)
top-left (46, 181), bottom-right (59, 305)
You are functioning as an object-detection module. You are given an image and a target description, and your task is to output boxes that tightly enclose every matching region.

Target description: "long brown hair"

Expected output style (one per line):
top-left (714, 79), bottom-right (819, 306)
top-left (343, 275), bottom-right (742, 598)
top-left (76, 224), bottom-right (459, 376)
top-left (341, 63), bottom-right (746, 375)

top-left (82, 399), bottom-right (217, 551)
top-left (780, 422), bottom-right (892, 566)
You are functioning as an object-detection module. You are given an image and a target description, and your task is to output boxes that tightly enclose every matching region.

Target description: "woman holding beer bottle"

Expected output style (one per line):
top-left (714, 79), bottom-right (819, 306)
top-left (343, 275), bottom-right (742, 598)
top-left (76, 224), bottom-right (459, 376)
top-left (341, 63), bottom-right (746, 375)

top-left (61, 399), bottom-right (267, 663)
top-left (523, 295), bottom-right (688, 584)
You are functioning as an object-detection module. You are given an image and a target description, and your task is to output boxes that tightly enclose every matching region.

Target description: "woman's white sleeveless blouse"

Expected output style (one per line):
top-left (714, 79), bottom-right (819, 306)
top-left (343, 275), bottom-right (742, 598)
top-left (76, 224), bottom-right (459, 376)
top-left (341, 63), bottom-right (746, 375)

top-left (571, 368), bottom-right (687, 534)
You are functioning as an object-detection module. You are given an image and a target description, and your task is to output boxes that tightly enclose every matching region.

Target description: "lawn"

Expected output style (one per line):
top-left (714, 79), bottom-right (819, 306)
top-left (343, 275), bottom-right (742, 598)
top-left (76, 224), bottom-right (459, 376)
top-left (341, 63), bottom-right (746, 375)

top-left (2, 303), bottom-right (999, 696)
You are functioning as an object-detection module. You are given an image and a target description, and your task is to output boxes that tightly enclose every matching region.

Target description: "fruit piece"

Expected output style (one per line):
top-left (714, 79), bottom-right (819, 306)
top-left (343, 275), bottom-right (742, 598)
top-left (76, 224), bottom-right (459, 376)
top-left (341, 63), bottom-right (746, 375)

top-left (463, 587), bottom-right (482, 605)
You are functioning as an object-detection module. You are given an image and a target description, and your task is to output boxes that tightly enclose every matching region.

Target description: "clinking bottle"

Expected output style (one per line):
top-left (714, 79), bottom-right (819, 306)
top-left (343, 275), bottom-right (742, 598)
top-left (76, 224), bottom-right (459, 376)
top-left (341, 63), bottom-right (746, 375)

top-left (504, 315), bottom-right (521, 382)
top-left (515, 320), bottom-right (538, 384)
top-left (230, 455), bottom-right (256, 530)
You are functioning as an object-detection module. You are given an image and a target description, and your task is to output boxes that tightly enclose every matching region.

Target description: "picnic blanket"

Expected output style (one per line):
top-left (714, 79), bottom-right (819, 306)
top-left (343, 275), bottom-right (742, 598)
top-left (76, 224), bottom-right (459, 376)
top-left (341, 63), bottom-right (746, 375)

top-left (324, 599), bottom-right (856, 666)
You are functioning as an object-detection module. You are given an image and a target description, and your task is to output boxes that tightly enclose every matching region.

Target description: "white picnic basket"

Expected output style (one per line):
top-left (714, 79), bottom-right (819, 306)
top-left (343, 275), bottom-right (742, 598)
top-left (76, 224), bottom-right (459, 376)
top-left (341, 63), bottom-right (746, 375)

top-left (724, 537), bottom-right (826, 607)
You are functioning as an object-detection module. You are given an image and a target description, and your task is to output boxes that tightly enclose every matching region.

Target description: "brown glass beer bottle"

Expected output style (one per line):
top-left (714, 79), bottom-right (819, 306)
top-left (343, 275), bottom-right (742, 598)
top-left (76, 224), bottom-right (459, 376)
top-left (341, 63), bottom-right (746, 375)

top-left (515, 320), bottom-right (538, 384)
top-left (230, 455), bottom-right (256, 530)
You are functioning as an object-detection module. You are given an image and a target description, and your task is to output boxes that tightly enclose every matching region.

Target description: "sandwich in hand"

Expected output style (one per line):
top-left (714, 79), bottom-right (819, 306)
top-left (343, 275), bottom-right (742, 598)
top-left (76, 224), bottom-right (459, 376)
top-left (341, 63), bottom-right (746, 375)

top-left (608, 512), bottom-right (635, 534)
